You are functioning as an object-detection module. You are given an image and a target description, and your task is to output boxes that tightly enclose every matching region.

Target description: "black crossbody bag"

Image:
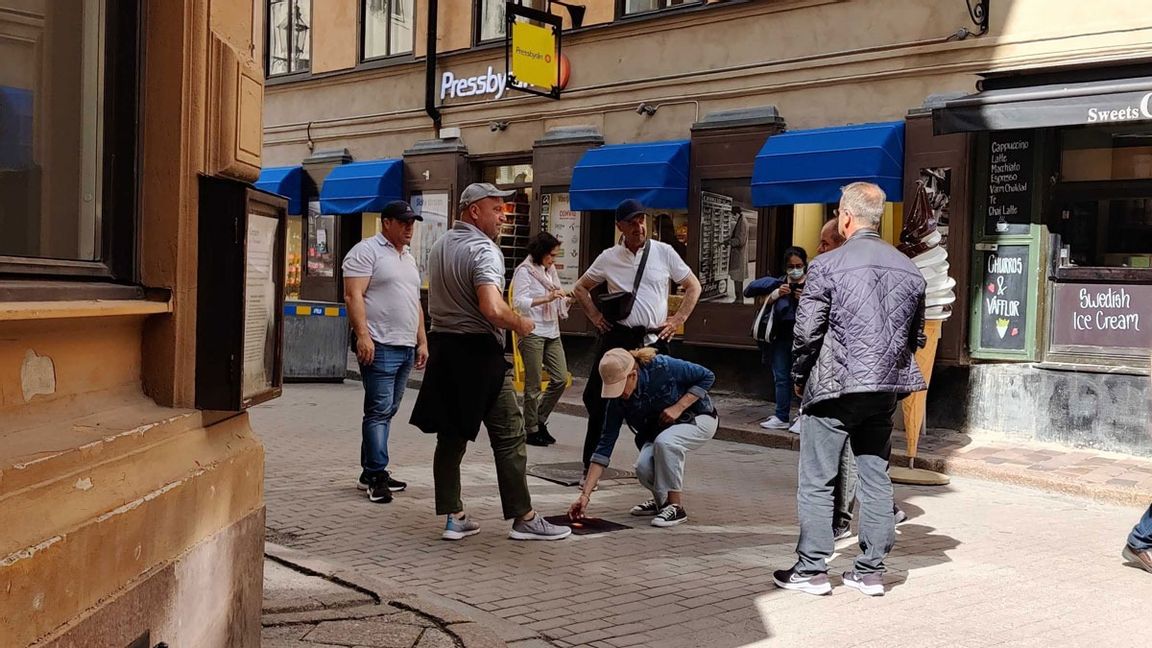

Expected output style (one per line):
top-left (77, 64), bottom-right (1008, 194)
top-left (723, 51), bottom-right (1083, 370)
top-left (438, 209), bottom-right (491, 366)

top-left (595, 241), bottom-right (651, 324)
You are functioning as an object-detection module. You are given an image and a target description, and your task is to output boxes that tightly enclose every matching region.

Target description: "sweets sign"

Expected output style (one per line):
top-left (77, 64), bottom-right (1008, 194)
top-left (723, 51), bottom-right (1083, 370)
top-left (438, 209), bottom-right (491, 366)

top-left (1050, 283), bottom-right (1152, 350)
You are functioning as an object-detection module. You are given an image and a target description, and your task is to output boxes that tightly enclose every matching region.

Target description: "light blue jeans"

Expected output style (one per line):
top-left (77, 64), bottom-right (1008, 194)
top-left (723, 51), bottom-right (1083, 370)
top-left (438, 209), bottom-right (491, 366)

top-left (359, 343), bottom-right (414, 480)
top-left (634, 415), bottom-right (718, 506)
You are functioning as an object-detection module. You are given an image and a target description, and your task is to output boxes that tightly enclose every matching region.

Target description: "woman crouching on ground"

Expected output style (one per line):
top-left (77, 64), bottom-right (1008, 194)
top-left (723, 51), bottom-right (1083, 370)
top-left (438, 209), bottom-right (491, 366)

top-left (568, 348), bottom-right (718, 527)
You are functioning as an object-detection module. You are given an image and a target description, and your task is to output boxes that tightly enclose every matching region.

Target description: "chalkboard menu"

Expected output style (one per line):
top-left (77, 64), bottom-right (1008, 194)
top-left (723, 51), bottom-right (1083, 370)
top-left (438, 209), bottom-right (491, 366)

top-left (1050, 283), bottom-right (1152, 351)
top-left (978, 245), bottom-right (1030, 352)
top-left (984, 132), bottom-right (1034, 236)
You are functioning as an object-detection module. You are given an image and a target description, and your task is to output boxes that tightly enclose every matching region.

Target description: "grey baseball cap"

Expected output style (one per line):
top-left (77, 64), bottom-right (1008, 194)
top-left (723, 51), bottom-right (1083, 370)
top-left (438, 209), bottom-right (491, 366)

top-left (459, 182), bottom-right (515, 209)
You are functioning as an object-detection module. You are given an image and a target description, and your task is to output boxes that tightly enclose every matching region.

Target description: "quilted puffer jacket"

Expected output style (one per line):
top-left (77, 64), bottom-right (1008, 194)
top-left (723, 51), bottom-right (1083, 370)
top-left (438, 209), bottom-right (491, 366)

top-left (791, 230), bottom-right (927, 407)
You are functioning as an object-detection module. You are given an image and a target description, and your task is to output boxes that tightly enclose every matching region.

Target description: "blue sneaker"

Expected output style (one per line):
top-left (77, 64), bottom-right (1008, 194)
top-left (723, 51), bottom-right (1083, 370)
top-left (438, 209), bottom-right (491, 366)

top-left (441, 514), bottom-right (480, 541)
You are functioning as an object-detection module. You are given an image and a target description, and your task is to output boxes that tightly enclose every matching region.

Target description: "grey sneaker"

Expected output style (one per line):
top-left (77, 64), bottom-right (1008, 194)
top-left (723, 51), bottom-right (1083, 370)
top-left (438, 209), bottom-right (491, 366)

top-left (509, 514), bottom-right (572, 541)
top-left (441, 514), bottom-right (480, 541)
top-left (772, 568), bottom-right (831, 595)
top-left (842, 570), bottom-right (885, 596)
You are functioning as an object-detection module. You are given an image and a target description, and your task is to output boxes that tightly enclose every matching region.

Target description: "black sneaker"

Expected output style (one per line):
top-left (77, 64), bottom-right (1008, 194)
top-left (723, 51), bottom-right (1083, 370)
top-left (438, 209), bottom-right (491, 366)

top-left (366, 476), bottom-right (393, 503)
top-left (357, 474), bottom-right (370, 491)
top-left (772, 567), bottom-right (832, 596)
top-left (525, 431), bottom-right (550, 447)
top-left (651, 504), bottom-right (688, 528)
top-left (538, 422), bottom-right (557, 445)
top-left (383, 472), bottom-right (407, 492)
top-left (630, 499), bottom-right (661, 516)
top-left (833, 525), bottom-right (852, 541)
top-left (842, 570), bottom-right (885, 596)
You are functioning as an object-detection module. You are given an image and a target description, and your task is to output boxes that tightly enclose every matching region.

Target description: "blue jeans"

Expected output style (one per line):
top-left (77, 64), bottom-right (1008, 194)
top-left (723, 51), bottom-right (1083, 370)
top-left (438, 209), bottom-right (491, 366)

top-left (360, 343), bottom-right (414, 479)
top-left (768, 330), bottom-right (794, 421)
top-left (1130, 504), bottom-right (1152, 550)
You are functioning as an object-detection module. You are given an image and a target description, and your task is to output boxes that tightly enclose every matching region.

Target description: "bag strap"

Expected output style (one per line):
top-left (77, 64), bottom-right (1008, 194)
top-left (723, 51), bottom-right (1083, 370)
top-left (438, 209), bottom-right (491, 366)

top-left (632, 240), bottom-right (652, 294)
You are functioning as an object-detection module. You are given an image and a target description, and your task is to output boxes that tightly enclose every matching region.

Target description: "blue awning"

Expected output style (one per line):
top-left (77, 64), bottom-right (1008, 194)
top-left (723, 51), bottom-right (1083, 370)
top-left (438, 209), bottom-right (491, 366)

top-left (0, 86), bottom-right (33, 170)
top-left (751, 122), bottom-right (905, 206)
top-left (254, 166), bottom-right (303, 215)
top-left (319, 159), bottom-right (403, 214)
top-left (569, 140), bottom-right (690, 211)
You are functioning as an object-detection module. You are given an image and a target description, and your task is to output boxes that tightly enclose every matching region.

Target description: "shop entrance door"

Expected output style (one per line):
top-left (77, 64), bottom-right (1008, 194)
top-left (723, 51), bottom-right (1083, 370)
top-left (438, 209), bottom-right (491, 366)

top-left (478, 162), bottom-right (534, 283)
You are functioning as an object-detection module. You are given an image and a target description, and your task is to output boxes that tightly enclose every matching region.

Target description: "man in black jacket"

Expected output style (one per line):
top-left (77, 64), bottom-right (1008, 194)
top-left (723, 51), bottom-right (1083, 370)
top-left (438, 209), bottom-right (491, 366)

top-left (773, 182), bottom-right (926, 598)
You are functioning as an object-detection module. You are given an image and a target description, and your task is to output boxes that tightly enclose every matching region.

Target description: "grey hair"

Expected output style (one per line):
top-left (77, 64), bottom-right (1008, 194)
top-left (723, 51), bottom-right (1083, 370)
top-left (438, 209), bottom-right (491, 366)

top-left (840, 182), bottom-right (886, 229)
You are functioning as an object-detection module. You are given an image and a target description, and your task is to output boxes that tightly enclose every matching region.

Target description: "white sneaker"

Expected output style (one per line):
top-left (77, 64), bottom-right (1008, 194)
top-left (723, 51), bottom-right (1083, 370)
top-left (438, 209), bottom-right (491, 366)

top-left (788, 420), bottom-right (802, 434)
top-left (760, 416), bottom-right (790, 430)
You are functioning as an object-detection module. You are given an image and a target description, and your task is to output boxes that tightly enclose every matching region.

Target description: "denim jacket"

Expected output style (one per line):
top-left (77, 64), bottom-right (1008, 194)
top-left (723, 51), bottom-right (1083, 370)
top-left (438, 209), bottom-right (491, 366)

top-left (590, 355), bottom-right (716, 467)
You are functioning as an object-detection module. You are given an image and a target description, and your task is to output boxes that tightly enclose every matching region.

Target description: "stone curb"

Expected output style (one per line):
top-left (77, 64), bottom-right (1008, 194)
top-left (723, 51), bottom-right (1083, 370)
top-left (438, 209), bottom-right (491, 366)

top-left (265, 543), bottom-right (550, 648)
top-left (345, 370), bottom-right (1152, 508)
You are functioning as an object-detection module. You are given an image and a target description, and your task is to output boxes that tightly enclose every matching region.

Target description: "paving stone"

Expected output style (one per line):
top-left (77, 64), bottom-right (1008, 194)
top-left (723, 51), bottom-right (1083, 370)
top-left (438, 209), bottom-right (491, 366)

top-left (254, 383), bottom-right (1152, 648)
top-left (414, 628), bottom-right (456, 648)
top-left (447, 622), bottom-right (507, 648)
top-left (305, 619), bottom-right (424, 648)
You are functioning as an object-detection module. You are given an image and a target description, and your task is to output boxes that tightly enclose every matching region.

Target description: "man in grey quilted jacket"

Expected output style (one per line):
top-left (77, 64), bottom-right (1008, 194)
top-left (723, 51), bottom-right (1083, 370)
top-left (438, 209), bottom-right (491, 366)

top-left (773, 182), bottom-right (927, 598)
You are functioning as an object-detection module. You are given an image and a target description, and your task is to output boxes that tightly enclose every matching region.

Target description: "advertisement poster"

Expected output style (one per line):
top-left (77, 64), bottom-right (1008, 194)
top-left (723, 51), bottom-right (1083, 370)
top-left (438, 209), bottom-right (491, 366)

top-left (699, 191), bottom-right (735, 301)
top-left (243, 214), bottom-right (278, 400)
top-left (545, 193), bottom-right (582, 286)
top-left (410, 191), bottom-right (449, 288)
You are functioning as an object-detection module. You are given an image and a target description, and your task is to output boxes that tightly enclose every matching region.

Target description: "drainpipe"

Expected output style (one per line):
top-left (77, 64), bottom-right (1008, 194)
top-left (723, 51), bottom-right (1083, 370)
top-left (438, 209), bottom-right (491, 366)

top-left (425, 0), bottom-right (442, 131)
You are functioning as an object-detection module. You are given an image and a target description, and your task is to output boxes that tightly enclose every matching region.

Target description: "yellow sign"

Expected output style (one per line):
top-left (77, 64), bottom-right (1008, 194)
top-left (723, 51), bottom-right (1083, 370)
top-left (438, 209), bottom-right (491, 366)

top-left (511, 21), bottom-right (557, 90)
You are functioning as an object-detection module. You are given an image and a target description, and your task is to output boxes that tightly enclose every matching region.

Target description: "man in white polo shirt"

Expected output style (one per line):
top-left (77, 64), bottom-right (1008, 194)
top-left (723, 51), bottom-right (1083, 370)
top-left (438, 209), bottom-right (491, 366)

top-left (343, 200), bottom-right (429, 504)
top-left (572, 198), bottom-right (703, 475)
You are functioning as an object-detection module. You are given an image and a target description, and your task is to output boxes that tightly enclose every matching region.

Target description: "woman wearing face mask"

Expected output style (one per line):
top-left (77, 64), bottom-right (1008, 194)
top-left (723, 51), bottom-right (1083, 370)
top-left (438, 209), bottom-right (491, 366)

top-left (747, 247), bottom-right (809, 431)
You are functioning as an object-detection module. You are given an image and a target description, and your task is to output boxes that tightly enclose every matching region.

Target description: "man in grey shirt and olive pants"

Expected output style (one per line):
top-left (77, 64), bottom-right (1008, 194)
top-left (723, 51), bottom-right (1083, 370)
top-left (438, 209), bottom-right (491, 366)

top-left (410, 183), bottom-right (571, 542)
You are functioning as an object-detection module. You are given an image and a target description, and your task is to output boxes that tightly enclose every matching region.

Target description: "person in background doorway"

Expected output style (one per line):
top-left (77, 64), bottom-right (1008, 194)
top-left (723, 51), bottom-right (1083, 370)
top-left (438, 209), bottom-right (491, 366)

top-left (774, 182), bottom-right (926, 598)
top-left (728, 210), bottom-right (750, 299)
top-left (410, 183), bottom-right (571, 542)
top-left (744, 246), bottom-right (809, 432)
top-left (655, 213), bottom-right (688, 262)
top-left (572, 199), bottom-right (703, 483)
top-left (512, 231), bottom-right (571, 447)
top-left (1124, 504), bottom-right (1152, 574)
top-left (343, 200), bottom-right (428, 504)
top-left (568, 348), bottom-right (718, 528)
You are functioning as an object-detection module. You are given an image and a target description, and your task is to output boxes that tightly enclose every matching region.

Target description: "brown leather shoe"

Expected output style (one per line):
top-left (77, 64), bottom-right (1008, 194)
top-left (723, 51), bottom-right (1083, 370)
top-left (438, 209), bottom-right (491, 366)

top-left (1123, 544), bottom-right (1152, 573)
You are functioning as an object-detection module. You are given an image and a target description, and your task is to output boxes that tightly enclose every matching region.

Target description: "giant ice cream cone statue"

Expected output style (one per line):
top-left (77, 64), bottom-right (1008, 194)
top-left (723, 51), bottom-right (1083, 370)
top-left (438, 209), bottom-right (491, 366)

top-left (892, 181), bottom-right (953, 486)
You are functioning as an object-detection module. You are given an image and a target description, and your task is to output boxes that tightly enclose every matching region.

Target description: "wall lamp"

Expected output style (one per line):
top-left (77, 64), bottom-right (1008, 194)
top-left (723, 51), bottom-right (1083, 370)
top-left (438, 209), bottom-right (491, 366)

top-left (550, 0), bottom-right (586, 29)
top-left (635, 103), bottom-right (657, 117)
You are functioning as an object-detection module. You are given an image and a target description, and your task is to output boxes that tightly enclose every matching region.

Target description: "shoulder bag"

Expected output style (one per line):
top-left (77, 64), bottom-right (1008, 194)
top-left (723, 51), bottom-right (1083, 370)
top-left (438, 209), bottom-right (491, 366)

top-left (595, 240), bottom-right (651, 324)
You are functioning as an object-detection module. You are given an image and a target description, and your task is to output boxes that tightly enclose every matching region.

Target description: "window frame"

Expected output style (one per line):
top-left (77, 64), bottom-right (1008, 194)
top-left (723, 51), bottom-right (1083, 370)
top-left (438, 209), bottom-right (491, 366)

top-left (265, 0), bottom-right (312, 79)
top-left (615, 0), bottom-right (706, 19)
top-left (359, 0), bottom-right (416, 62)
top-left (474, 0), bottom-right (546, 46)
top-left (0, 0), bottom-right (141, 283)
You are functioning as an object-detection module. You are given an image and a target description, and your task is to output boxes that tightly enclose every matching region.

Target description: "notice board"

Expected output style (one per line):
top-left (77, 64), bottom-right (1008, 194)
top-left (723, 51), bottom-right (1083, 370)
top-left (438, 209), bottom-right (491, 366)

top-left (973, 244), bottom-right (1034, 357)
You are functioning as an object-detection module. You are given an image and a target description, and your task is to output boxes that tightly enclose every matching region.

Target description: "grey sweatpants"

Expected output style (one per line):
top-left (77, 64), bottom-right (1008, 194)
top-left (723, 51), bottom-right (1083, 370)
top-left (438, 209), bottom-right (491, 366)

top-left (794, 393), bottom-right (897, 576)
top-left (635, 415), bottom-right (719, 505)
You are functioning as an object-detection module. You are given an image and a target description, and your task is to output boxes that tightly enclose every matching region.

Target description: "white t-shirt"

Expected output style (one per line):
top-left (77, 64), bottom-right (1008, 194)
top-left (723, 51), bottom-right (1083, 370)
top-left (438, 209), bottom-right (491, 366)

top-left (583, 239), bottom-right (691, 343)
top-left (342, 234), bottom-right (422, 347)
top-left (512, 263), bottom-right (561, 340)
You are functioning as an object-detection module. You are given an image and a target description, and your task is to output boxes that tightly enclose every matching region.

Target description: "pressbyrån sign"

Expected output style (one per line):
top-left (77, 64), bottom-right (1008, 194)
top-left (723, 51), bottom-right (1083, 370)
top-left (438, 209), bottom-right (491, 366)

top-left (439, 57), bottom-right (571, 103)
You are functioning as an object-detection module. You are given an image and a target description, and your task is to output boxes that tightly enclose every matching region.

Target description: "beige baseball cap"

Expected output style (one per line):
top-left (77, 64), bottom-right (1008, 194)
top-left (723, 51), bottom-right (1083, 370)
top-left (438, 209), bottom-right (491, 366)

top-left (599, 348), bottom-right (637, 399)
top-left (459, 182), bottom-right (515, 209)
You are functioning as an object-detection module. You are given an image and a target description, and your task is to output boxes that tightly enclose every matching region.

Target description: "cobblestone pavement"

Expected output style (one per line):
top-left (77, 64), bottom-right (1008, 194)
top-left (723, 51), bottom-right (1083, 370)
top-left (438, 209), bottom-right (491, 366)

top-left (254, 383), bottom-right (1152, 648)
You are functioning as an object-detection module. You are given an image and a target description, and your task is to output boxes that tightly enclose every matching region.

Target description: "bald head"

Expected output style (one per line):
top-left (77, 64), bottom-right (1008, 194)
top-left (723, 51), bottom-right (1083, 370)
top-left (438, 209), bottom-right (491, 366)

top-left (818, 218), bottom-right (846, 254)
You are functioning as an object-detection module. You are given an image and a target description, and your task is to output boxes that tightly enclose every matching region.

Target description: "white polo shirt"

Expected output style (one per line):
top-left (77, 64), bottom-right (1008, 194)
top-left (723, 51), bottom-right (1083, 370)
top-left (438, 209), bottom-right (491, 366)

top-left (583, 239), bottom-right (691, 339)
top-left (342, 233), bottom-right (422, 347)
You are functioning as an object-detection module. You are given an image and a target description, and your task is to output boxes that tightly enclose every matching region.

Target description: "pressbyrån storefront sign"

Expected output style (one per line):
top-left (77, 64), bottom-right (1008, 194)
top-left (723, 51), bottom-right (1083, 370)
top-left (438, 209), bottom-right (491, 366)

top-left (440, 57), bottom-right (571, 103)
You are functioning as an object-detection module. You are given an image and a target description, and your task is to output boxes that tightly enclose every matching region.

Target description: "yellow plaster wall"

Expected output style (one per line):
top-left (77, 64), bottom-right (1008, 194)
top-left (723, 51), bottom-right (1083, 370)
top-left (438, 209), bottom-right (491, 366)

top-left (312, 0), bottom-right (359, 73)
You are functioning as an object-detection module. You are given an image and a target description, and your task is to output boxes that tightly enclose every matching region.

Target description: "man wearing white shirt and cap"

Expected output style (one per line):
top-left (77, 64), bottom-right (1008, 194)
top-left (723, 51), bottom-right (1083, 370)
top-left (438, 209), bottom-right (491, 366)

top-left (571, 198), bottom-right (703, 478)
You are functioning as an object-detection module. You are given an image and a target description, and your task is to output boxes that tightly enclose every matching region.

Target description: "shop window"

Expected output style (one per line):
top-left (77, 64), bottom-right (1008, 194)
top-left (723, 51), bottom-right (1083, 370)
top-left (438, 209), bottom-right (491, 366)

top-left (267, 0), bottom-right (311, 77)
top-left (541, 192), bottom-right (582, 286)
top-left (285, 214), bottom-right (303, 299)
top-left (619, 0), bottom-right (702, 17)
top-left (476, 0), bottom-right (545, 43)
top-left (410, 190), bottom-right (450, 289)
top-left (362, 0), bottom-right (414, 60)
top-left (699, 180), bottom-right (758, 304)
top-left (920, 168), bottom-right (953, 248)
top-left (481, 164), bottom-right (534, 282)
top-left (0, 0), bottom-right (139, 280)
top-left (1054, 125), bottom-right (1152, 269)
top-left (305, 202), bottom-right (335, 278)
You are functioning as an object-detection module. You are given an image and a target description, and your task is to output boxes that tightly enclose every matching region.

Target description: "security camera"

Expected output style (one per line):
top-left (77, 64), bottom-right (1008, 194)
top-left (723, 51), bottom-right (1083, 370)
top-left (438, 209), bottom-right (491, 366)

top-left (635, 103), bottom-right (657, 116)
top-left (489, 121), bottom-right (509, 132)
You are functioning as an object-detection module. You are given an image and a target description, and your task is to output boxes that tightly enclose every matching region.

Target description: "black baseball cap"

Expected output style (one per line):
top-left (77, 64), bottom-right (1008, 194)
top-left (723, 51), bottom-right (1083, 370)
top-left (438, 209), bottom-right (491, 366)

top-left (381, 200), bottom-right (422, 221)
top-left (615, 199), bottom-right (646, 222)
